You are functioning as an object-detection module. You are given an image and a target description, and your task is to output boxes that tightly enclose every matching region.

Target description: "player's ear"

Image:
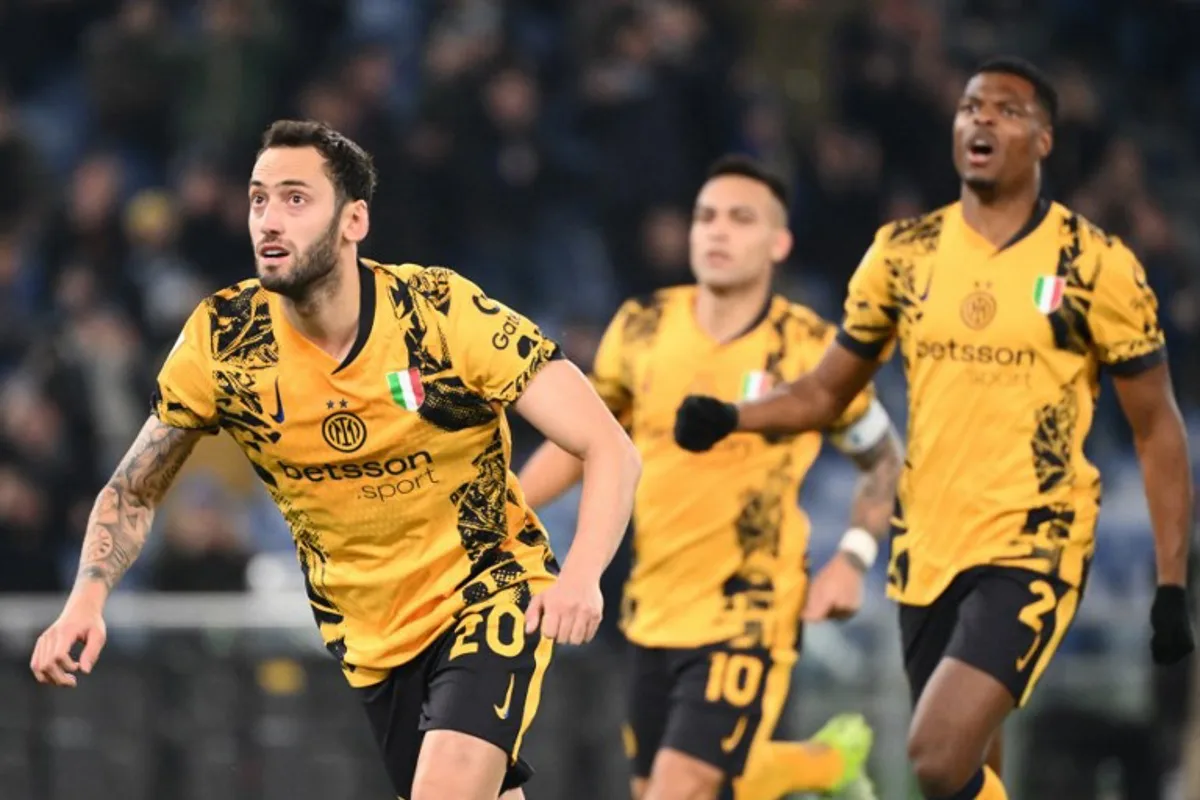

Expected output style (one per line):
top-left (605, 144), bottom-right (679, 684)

top-left (342, 199), bottom-right (369, 244)
top-left (771, 227), bottom-right (793, 264)
top-left (1036, 125), bottom-right (1053, 160)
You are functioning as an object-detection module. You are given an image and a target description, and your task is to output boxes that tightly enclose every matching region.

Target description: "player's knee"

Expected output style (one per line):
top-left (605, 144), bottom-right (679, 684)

top-left (645, 748), bottom-right (724, 800)
top-left (908, 727), bottom-right (978, 797)
top-left (411, 730), bottom-right (509, 800)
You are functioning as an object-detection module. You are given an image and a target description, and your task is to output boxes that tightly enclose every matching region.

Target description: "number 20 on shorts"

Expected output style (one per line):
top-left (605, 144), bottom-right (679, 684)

top-left (450, 602), bottom-right (525, 661)
top-left (705, 652), bottom-right (764, 707)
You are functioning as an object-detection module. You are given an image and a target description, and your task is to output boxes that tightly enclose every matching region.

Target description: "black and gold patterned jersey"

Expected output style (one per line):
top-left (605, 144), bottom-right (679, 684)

top-left (153, 260), bottom-right (561, 687)
top-left (838, 199), bottom-right (1165, 606)
top-left (592, 286), bottom-right (877, 650)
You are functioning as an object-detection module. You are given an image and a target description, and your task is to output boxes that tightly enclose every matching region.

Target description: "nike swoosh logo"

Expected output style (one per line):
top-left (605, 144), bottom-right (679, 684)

top-left (269, 377), bottom-right (285, 423)
top-left (494, 674), bottom-right (515, 720)
top-left (720, 716), bottom-right (748, 754)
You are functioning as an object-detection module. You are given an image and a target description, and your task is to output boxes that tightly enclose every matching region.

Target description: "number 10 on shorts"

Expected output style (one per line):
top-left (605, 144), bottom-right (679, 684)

top-left (705, 652), bottom-right (764, 708)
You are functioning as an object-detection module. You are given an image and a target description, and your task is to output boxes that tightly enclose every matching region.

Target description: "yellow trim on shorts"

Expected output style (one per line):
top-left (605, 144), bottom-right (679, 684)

top-left (511, 635), bottom-right (554, 760)
top-left (1019, 584), bottom-right (1080, 707)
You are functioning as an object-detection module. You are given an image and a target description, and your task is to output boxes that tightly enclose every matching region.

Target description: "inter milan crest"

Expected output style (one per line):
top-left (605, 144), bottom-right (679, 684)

top-left (322, 410), bottom-right (368, 453)
top-left (960, 282), bottom-right (997, 331)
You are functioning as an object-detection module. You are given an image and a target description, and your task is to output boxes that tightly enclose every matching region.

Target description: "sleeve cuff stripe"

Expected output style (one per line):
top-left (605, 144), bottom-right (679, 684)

top-left (1105, 346), bottom-right (1166, 376)
top-left (836, 328), bottom-right (889, 360)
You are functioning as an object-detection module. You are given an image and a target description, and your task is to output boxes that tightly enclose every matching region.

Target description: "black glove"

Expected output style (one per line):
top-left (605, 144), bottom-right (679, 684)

top-left (674, 395), bottom-right (738, 452)
top-left (1150, 584), bottom-right (1195, 664)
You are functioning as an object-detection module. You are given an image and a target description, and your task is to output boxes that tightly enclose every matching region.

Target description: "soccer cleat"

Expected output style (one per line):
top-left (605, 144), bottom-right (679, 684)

top-left (810, 713), bottom-right (876, 797)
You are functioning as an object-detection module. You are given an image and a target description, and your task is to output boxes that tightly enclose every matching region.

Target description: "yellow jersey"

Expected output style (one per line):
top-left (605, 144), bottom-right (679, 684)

top-left (153, 260), bottom-right (560, 686)
top-left (839, 199), bottom-right (1165, 605)
top-left (591, 286), bottom-right (876, 651)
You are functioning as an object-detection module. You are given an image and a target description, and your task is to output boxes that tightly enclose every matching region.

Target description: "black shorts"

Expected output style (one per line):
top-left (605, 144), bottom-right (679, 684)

top-left (356, 598), bottom-right (555, 797)
top-left (900, 565), bottom-right (1082, 709)
top-left (624, 640), bottom-right (795, 791)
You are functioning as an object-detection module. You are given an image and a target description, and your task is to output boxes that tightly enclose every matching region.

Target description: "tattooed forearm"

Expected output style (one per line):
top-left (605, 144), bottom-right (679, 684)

top-left (848, 429), bottom-right (903, 537)
top-left (76, 416), bottom-right (201, 592)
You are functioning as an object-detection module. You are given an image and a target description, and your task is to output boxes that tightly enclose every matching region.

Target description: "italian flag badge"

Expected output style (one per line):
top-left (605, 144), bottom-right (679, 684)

top-left (1033, 275), bottom-right (1066, 314)
top-left (741, 371), bottom-right (773, 400)
top-left (387, 368), bottom-right (425, 410)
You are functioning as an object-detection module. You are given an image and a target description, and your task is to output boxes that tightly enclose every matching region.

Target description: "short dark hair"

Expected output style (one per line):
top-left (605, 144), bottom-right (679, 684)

top-left (259, 119), bottom-right (378, 204)
top-left (705, 154), bottom-right (789, 211)
top-left (975, 56), bottom-right (1058, 126)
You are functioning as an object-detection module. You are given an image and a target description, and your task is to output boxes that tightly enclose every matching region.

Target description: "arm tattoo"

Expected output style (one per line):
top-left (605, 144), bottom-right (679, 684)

top-left (77, 416), bottom-right (201, 591)
top-left (848, 430), bottom-right (903, 537)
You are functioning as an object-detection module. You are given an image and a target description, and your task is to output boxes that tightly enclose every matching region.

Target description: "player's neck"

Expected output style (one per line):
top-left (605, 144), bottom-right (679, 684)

top-left (960, 179), bottom-right (1042, 249)
top-left (694, 280), bottom-right (772, 343)
top-left (279, 258), bottom-right (363, 362)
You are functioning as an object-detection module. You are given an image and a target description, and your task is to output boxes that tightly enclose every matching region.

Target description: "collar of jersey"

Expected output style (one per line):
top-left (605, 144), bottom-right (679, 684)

top-left (956, 195), bottom-right (1053, 256)
top-left (685, 285), bottom-right (781, 347)
top-left (268, 260), bottom-right (378, 374)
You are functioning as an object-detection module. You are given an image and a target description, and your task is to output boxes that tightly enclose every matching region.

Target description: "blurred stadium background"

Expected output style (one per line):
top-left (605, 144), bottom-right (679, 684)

top-left (0, 0), bottom-right (1198, 798)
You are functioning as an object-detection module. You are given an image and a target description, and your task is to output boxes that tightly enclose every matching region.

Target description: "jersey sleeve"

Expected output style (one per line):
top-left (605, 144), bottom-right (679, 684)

top-left (439, 271), bottom-right (563, 405)
top-left (836, 228), bottom-right (898, 362)
top-left (590, 303), bottom-right (634, 427)
top-left (152, 302), bottom-right (219, 431)
top-left (1089, 239), bottom-right (1167, 376)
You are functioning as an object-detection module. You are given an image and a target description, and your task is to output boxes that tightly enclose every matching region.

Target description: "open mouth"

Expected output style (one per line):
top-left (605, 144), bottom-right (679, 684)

top-left (257, 244), bottom-right (291, 264)
top-left (967, 136), bottom-right (995, 165)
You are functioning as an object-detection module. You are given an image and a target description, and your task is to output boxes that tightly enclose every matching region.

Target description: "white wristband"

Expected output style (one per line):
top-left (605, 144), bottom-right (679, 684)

top-left (838, 527), bottom-right (878, 570)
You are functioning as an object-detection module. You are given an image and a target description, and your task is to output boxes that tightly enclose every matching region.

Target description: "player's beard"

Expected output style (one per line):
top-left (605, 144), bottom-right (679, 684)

top-left (258, 212), bottom-right (341, 301)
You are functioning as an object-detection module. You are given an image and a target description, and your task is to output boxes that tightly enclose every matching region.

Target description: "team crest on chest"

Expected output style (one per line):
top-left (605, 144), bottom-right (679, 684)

top-left (323, 408), bottom-right (368, 453)
top-left (960, 281), bottom-right (997, 331)
top-left (1032, 275), bottom-right (1066, 314)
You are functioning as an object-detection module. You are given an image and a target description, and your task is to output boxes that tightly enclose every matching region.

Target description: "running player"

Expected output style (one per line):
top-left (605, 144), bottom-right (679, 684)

top-left (674, 58), bottom-right (1196, 800)
top-left (30, 120), bottom-right (642, 800)
top-left (520, 155), bottom-right (901, 800)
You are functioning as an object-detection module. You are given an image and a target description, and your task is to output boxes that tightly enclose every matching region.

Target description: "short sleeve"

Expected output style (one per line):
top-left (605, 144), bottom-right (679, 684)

top-left (590, 303), bottom-right (634, 426)
top-left (152, 302), bottom-right (219, 431)
top-left (1090, 240), bottom-right (1166, 376)
top-left (837, 230), bottom-right (898, 361)
top-left (439, 271), bottom-right (563, 405)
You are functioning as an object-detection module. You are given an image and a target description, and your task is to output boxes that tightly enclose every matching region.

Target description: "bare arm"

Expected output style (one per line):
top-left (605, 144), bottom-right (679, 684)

top-left (73, 415), bottom-right (202, 605)
top-left (518, 442), bottom-right (585, 510)
top-left (515, 360), bottom-right (640, 581)
top-left (846, 428), bottom-right (904, 538)
top-left (737, 341), bottom-right (881, 435)
top-left (1112, 363), bottom-right (1193, 586)
top-left (33, 414), bottom-right (202, 685)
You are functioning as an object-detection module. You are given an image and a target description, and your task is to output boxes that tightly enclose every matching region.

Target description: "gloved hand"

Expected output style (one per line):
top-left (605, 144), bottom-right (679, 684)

top-left (674, 395), bottom-right (738, 453)
top-left (1150, 584), bottom-right (1195, 664)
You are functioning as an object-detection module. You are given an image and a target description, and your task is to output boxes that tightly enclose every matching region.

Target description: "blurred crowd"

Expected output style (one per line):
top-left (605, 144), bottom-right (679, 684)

top-left (0, 0), bottom-right (1199, 600)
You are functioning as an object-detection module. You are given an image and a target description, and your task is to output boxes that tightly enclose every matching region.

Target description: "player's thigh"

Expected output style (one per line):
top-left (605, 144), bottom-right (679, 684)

top-left (898, 573), bottom-right (973, 708)
top-left (412, 729), bottom-right (509, 800)
top-left (909, 568), bottom-right (1080, 788)
top-left (421, 596), bottom-right (555, 797)
top-left (645, 748), bottom-right (725, 800)
top-left (355, 656), bottom-right (430, 798)
top-left (948, 567), bottom-right (1081, 708)
top-left (654, 644), bottom-right (781, 798)
top-left (907, 656), bottom-right (1013, 794)
top-left (625, 644), bottom-right (675, 781)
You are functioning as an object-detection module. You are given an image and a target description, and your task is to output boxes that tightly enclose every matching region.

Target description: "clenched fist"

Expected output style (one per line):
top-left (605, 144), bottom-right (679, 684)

top-left (674, 395), bottom-right (738, 453)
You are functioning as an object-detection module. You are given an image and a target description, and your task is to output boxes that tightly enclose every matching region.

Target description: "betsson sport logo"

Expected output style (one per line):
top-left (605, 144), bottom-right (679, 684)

top-left (277, 451), bottom-right (440, 503)
top-left (914, 338), bottom-right (1037, 388)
